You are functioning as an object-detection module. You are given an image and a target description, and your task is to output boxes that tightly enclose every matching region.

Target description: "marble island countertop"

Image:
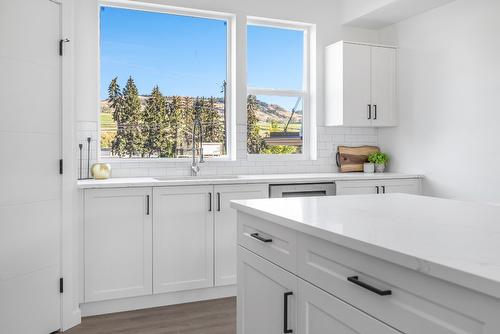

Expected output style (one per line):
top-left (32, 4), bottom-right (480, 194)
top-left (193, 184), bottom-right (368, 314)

top-left (77, 172), bottom-right (422, 189)
top-left (231, 193), bottom-right (500, 299)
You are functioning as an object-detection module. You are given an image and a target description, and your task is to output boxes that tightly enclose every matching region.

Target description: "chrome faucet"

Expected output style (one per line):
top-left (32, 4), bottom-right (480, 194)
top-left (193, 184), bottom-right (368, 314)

top-left (191, 117), bottom-right (204, 176)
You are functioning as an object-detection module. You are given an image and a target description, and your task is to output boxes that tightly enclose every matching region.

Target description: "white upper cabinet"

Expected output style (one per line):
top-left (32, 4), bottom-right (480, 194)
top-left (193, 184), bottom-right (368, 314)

top-left (153, 185), bottom-right (214, 294)
top-left (325, 41), bottom-right (397, 127)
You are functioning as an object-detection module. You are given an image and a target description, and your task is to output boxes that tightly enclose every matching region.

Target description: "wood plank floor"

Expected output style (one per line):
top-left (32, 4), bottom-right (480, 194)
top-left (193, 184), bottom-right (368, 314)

top-left (65, 297), bottom-right (236, 334)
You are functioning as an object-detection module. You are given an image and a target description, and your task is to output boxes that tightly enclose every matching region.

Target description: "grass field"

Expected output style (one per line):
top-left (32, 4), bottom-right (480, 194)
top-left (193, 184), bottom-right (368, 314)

top-left (100, 112), bottom-right (116, 131)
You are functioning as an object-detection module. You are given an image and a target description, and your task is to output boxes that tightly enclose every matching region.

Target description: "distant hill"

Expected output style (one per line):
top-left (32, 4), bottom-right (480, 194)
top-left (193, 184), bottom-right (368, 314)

top-left (101, 95), bottom-right (302, 124)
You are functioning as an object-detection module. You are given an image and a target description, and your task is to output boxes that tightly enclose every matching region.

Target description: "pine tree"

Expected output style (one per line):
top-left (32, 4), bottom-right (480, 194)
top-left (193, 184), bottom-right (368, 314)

top-left (203, 96), bottom-right (224, 145)
top-left (181, 96), bottom-right (194, 153)
top-left (165, 96), bottom-right (182, 157)
top-left (122, 76), bottom-right (144, 157)
top-left (247, 94), bottom-right (266, 153)
top-left (143, 85), bottom-right (167, 157)
top-left (108, 77), bottom-right (126, 157)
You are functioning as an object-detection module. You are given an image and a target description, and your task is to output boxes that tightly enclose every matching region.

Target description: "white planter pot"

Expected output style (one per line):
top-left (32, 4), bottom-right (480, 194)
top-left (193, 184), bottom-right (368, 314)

top-left (375, 163), bottom-right (386, 173)
top-left (363, 163), bottom-right (375, 173)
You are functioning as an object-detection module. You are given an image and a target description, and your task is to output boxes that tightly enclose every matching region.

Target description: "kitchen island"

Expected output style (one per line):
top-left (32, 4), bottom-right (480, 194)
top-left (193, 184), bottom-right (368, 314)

top-left (231, 194), bottom-right (500, 334)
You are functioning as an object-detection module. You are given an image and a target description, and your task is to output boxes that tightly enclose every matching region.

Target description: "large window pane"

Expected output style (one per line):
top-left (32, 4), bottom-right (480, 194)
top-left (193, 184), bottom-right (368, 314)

top-left (100, 7), bottom-right (228, 158)
top-left (247, 25), bottom-right (304, 90)
top-left (247, 95), bottom-right (303, 154)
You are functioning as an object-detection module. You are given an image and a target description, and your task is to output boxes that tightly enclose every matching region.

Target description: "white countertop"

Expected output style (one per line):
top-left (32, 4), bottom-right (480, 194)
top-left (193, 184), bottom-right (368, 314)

top-left (77, 172), bottom-right (422, 189)
top-left (231, 194), bottom-right (500, 299)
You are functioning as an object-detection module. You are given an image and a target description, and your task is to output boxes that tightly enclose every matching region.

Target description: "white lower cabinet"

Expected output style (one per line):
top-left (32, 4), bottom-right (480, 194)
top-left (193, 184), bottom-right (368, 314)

top-left (153, 185), bottom-right (214, 293)
top-left (237, 246), bottom-right (297, 334)
top-left (84, 188), bottom-right (152, 302)
top-left (336, 178), bottom-right (421, 195)
top-left (298, 279), bottom-right (398, 334)
top-left (238, 246), bottom-right (396, 334)
top-left (214, 184), bottom-right (268, 286)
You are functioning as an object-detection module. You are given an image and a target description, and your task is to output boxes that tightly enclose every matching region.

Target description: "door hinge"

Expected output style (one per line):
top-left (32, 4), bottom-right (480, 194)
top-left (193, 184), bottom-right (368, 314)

top-left (59, 159), bottom-right (63, 175)
top-left (59, 38), bottom-right (70, 56)
top-left (59, 277), bottom-right (64, 294)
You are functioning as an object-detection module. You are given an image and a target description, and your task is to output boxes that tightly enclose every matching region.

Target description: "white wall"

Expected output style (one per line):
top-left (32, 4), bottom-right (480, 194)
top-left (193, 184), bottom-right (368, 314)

top-left (378, 0), bottom-right (500, 203)
top-left (74, 0), bottom-right (381, 177)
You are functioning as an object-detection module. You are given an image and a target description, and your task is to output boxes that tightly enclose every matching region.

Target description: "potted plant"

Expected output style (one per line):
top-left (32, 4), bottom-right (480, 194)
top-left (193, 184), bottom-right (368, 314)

top-left (368, 152), bottom-right (390, 173)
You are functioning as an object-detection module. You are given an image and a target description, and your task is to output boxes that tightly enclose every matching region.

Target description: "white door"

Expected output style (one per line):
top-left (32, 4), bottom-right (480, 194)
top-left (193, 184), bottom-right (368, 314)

top-left (383, 179), bottom-right (421, 195)
top-left (298, 279), bottom-right (399, 334)
top-left (343, 43), bottom-right (372, 127)
top-left (237, 247), bottom-right (297, 334)
top-left (0, 1), bottom-right (62, 333)
top-left (214, 184), bottom-right (268, 286)
top-left (84, 188), bottom-right (153, 302)
top-left (371, 46), bottom-right (397, 127)
top-left (335, 180), bottom-right (380, 195)
top-left (153, 186), bottom-right (214, 293)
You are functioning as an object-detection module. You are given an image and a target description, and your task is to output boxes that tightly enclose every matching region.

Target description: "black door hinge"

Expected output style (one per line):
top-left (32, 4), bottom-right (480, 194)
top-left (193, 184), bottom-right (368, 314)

top-left (59, 159), bottom-right (63, 175)
top-left (59, 38), bottom-right (70, 56)
top-left (59, 277), bottom-right (64, 294)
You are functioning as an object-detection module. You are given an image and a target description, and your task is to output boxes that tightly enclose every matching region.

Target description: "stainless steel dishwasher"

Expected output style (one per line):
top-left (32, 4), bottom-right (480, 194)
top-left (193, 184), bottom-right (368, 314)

top-left (269, 183), bottom-right (335, 198)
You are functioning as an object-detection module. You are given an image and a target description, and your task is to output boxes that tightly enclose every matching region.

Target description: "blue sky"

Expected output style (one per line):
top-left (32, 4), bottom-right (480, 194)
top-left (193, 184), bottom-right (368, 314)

top-left (100, 6), bottom-right (303, 109)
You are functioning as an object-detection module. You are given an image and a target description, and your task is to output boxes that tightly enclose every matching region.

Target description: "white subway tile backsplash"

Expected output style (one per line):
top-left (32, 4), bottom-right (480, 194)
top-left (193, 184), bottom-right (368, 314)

top-left (76, 121), bottom-right (379, 178)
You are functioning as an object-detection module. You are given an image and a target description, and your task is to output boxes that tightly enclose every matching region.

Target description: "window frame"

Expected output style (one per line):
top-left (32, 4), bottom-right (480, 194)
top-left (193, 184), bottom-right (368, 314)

top-left (97, 0), bottom-right (236, 162)
top-left (246, 17), bottom-right (314, 161)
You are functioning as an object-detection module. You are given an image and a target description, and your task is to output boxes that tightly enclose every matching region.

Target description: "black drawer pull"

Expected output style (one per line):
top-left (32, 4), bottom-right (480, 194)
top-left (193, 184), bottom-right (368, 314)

top-left (283, 291), bottom-right (293, 333)
top-left (347, 276), bottom-right (392, 296)
top-left (250, 233), bottom-right (272, 243)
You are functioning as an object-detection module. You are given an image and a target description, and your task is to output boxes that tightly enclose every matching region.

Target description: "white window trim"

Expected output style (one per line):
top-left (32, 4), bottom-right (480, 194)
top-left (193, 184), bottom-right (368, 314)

top-left (246, 17), bottom-right (316, 161)
top-left (97, 0), bottom-right (236, 162)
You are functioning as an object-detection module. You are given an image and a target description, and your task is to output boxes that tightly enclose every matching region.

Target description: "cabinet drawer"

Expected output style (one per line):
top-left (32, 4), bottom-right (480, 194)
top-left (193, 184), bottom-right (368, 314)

top-left (237, 212), bottom-right (297, 273)
top-left (335, 178), bottom-right (421, 196)
top-left (297, 233), bottom-right (497, 334)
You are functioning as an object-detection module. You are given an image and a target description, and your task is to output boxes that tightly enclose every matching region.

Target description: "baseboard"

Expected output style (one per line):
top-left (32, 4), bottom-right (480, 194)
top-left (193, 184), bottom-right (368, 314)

top-left (80, 285), bottom-right (236, 317)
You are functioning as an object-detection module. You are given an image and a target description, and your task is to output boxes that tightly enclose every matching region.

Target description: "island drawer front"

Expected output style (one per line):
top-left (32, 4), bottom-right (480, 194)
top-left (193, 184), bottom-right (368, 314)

top-left (297, 233), bottom-right (495, 334)
top-left (237, 212), bottom-right (297, 273)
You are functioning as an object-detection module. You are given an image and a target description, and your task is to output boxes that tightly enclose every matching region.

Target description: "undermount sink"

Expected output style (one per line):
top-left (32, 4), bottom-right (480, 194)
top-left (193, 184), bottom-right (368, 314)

top-left (154, 175), bottom-right (241, 181)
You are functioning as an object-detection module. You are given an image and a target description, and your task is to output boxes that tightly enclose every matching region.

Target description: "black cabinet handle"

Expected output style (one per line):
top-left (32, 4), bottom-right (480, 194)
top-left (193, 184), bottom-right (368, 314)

top-left (374, 104), bottom-right (378, 120)
top-left (367, 104), bottom-right (372, 119)
top-left (283, 291), bottom-right (293, 333)
top-left (217, 192), bottom-right (221, 212)
top-left (347, 276), bottom-right (392, 296)
top-left (376, 186), bottom-right (380, 194)
top-left (208, 193), bottom-right (212, 212)
top-left (146, 195), bottom-right (150, 215)
top-left (381, 185), bottom-right (386, 193)
top-left (250, 233), bottom-right (272, 243)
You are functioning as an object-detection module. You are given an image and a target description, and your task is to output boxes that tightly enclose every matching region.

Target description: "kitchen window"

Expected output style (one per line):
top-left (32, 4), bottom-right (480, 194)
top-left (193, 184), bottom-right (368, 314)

top-left (99, 3), bottom-right (233, 159)
top-left (247, 18), bottom-right (314, 158)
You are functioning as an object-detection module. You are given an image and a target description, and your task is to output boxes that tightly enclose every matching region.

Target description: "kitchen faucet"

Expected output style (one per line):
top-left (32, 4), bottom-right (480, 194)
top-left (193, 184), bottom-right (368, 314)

top-left (191, 116), bottom-right (204, 176)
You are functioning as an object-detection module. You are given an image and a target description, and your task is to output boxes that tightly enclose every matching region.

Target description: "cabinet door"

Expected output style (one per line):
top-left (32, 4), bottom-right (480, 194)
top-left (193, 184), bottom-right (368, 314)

top-left (343, 43), bottom-right (372, 127)
top-left (84, 188), bottom-right (152, 302)
top-left (298, 279), bottom-right (399, 334)
top-left (214, 184), bottom-right (268, 286)
top-left (371, 46), bottom-right (397, 127)
top-left (153, 185), bottom-right (214, 294)
top-left (238, 247), bottom-right (297, 334)
top-left (335, 180), bottom-right (380, 195)
top-left (383, 179), bottom-right (421, 195)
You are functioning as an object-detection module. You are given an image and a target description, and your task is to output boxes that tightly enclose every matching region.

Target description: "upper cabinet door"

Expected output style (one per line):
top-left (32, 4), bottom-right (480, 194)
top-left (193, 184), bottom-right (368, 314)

top-left (84, 187), bottom-right (153, 302)
top-left (153, 185), bottom-right (214, 294)
top-left (214, 184), bottom-right (268, 287)
top-left (343, 43), bottom-right (372, 127)
top-left (325, 41), bottom-right (398, 127)
top-left (371, 46), bottom-right (397, 127)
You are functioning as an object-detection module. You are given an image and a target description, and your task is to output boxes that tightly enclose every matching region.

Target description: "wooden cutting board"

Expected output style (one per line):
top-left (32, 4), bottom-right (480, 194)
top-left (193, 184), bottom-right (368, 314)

top-left (336, 145), bottom-right (380, 172)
